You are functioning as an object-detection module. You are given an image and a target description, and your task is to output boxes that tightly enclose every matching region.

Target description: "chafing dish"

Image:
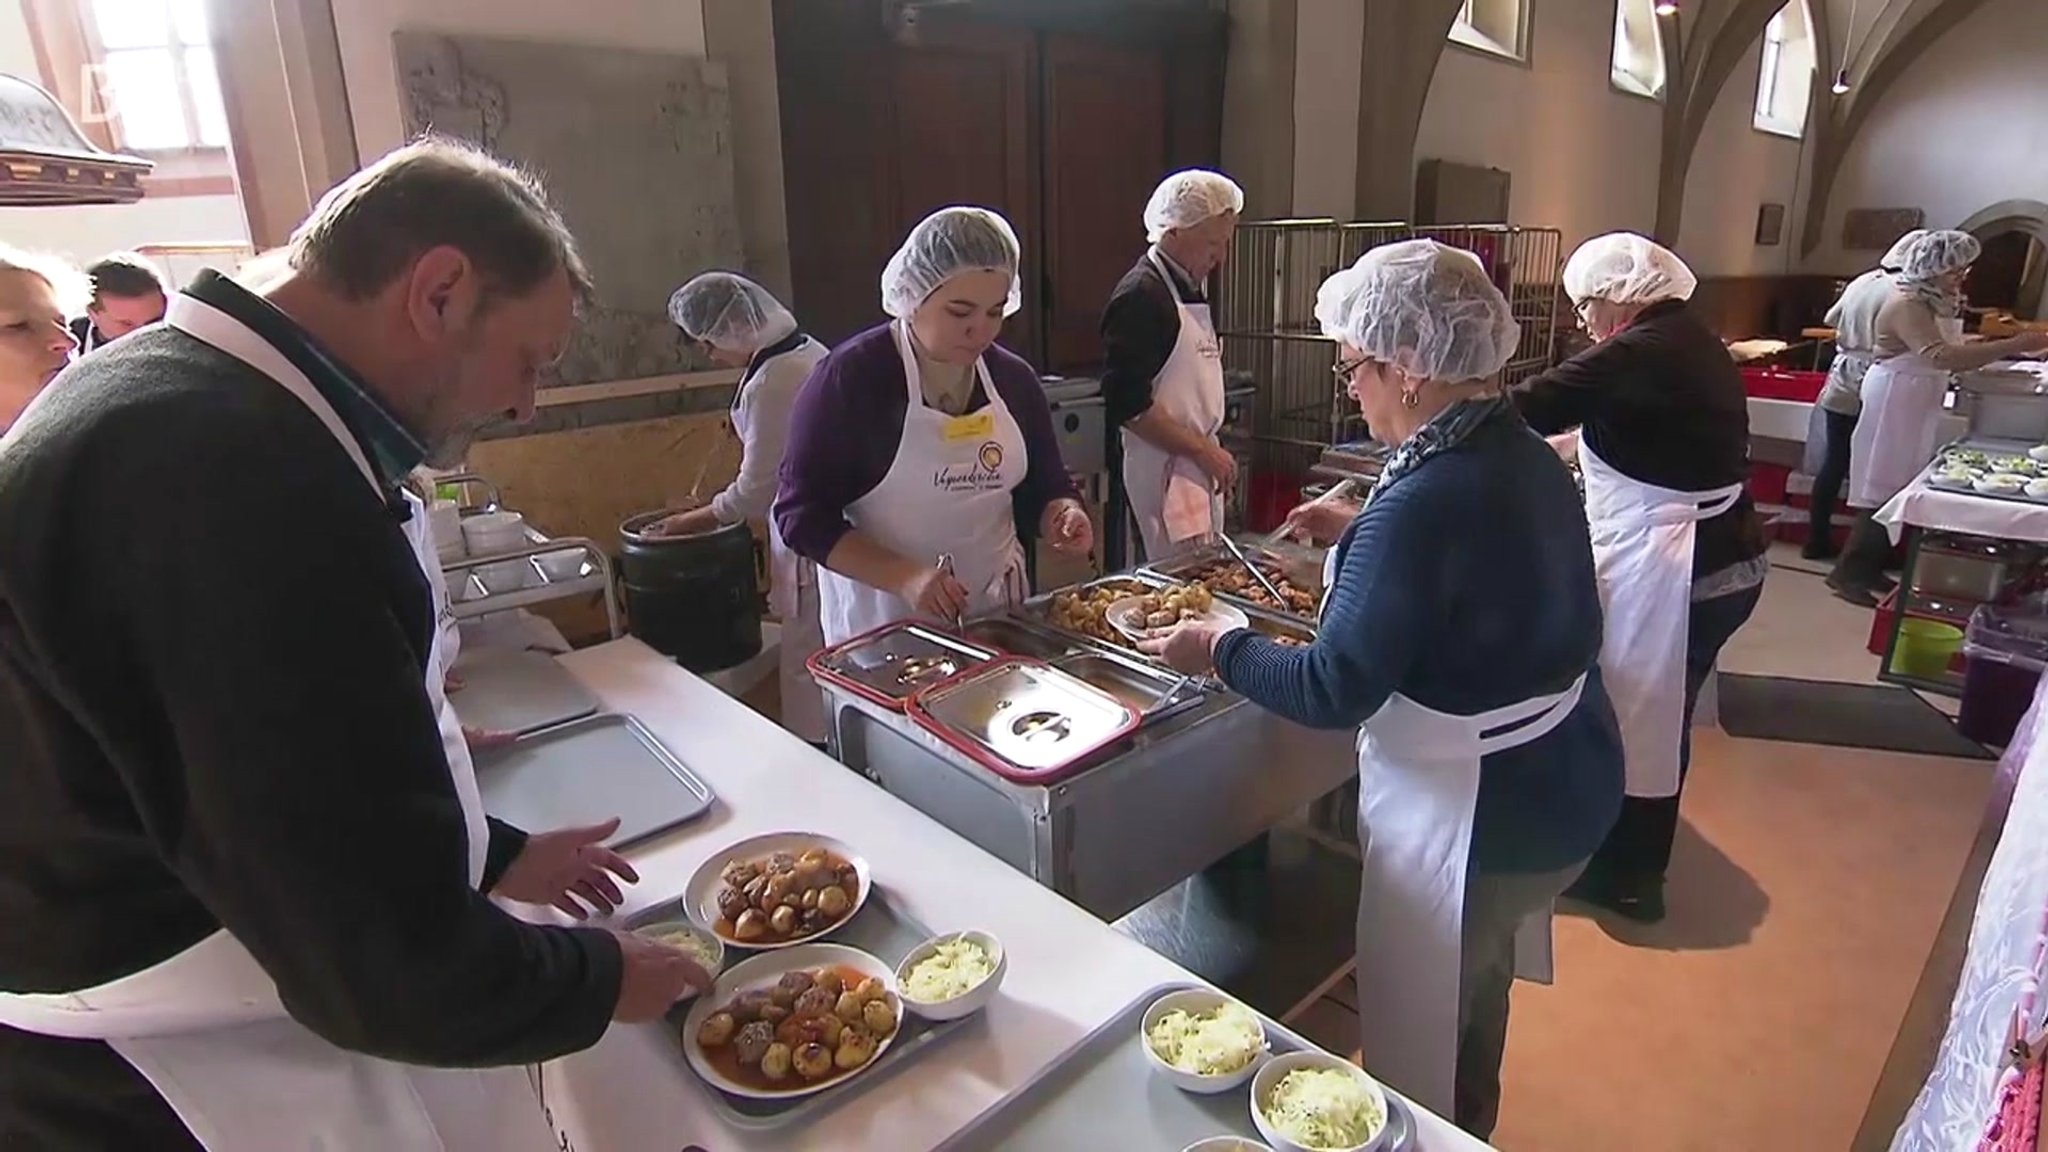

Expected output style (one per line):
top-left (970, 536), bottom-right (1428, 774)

top-left (807, 621), bottom-right (995, 711)
top-left (906, 659), bottom-right (1139, 784)
top-left (1141, 538), bottom-right (1324, 622)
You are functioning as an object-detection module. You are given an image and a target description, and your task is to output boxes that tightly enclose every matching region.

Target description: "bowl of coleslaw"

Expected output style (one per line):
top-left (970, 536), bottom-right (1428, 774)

top-left (1251, 1052), bottom-right (1390, 1152)
top-left (1141, 988), bottom-right (1271, 1094)
top-left (895, 931), bottom-right (1005, 1021)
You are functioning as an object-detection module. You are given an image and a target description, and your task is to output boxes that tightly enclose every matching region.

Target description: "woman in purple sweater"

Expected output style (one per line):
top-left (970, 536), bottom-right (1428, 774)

top-left (774, 207), bottom-right (1094, 645)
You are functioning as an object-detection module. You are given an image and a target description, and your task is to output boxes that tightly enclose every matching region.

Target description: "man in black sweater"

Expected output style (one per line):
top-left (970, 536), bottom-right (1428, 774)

top-left (0, 139), bottom-right (707, 1148)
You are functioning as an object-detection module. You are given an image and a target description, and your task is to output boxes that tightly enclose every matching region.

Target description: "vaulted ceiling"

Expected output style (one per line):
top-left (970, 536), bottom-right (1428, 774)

top-left (1347, 0), bottom-right (1996, 256)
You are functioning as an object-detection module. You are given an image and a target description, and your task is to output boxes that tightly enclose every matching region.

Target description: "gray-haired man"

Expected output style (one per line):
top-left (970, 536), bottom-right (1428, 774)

top-left (0, 138), bottom-right (707, 1149)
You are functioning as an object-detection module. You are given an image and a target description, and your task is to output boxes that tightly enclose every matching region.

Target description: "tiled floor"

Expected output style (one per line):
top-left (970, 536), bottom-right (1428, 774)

top-left (1273, 546), bottom-right (1999, 1150)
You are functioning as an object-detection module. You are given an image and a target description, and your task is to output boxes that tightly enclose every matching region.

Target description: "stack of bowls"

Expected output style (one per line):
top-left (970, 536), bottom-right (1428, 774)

top-left (461, 511), bottom-right (533, 595)
top-left (429, 500), bottom-right (466, 566)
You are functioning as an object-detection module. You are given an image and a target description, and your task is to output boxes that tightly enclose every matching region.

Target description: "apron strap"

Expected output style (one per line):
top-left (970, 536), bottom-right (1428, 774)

top-left (1474, 673), bottom-right (1588, 755)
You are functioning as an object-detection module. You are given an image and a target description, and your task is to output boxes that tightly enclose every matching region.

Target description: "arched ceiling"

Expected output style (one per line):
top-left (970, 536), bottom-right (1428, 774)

top-left (1341, 0), bottom-right (1994, 258)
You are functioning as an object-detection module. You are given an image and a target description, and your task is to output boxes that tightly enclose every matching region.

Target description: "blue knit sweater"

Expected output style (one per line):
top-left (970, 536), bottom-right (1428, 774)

top-left (1214, 416), bottom-right (1624, 874)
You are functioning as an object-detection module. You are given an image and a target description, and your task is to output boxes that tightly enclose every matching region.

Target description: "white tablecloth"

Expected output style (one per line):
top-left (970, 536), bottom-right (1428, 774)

top-left (1875, 461), bottom-right (2048, 546)
top-left (1893, 674), bottom-right (2048, 1150)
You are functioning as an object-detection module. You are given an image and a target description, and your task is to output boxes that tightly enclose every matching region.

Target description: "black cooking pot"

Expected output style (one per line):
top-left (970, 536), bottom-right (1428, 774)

top-left (618, 509), bottom-right (762, 672)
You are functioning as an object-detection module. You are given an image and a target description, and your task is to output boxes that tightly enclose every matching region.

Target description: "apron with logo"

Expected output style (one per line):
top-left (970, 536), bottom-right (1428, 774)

top-left (1848, 317), bottom-right (1964, 510)
top-left (817, 320), bottom-right (1029, 646)
top-left (1579, 440), bottom-right (1744, 800)
top-left (0, 294), bottom-right (554, 1151)
top-left (735, 339), bottom-right (827, 742)
top-left (1326, 546), bottom-right (1580, 1121)
top-left (1122, 247), bottom-right (1227, 561)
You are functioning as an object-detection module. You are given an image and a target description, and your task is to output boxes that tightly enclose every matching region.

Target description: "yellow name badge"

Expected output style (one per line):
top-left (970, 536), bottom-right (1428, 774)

top-left (942, 411), bottom-right (994, 443)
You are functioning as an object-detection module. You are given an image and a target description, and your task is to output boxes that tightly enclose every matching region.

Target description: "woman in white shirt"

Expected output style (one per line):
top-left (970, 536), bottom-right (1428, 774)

top-left (648, 273), bottom-right (831, 744)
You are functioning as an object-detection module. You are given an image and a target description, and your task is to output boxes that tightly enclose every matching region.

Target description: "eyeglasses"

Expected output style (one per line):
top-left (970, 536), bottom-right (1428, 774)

top-left (1331, 354), bottom-right (1369, 382)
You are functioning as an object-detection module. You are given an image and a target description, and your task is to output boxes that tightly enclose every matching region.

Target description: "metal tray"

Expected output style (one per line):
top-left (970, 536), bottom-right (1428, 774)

top-left (625, 885), bottom-right (973, 1130)
top-left (937, 982), bottom-right (1417, 1152)
top-left (906, 658), bottom-right (1141, 784)
top-left (1052, 650), bottom-right (1205, 720)
top-left (957, 616), bottom-right (1085, 661)
top-left (474, 714), bottom-right (713, 848)
top-left (449, 649), bottom-right (600, 735)
top-left (808, 622), bottom-right (997, 712)
top-left (1142, 541), bottom-right (1324, 623)
top-left (1019, 574), bottom-right (1180, 662)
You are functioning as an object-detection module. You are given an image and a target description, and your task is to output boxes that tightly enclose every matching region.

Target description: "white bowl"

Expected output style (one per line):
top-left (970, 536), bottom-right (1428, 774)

top-left (2027, 445), bottom-right (2048, 463)
top-left (631, 918), bottom-right (726, 976)
top-left (894, 931), bottom-right (1006, 1021)
top-left (461, 511), bottom-right (527, 553)
top-left (1975, 473), bottom-right (2028, 495)
top-left (1250, 1052), bottom-right (1391, 1152)
top-left (476, 558), bottom-right (534, 595)
top-left (536, 549), bottom-right (588, 581)
top-left (1184, 1140), bottom-right (1275, 1152)
top-left (1140, 987), bottom-right (1270, 1095)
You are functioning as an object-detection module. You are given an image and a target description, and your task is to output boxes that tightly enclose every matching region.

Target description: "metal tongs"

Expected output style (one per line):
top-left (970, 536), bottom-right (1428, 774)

top-left (1216, 532), bottom-right (1289, 609)
top-left (1258, 476), bottom-right (1361, 549)
top-left (935, 552), bottom-right (963, 627)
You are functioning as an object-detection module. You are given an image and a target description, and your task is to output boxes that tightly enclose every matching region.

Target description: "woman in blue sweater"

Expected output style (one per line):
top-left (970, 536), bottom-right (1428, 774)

top-left (1147, 241), bottom-right (1623, 1139)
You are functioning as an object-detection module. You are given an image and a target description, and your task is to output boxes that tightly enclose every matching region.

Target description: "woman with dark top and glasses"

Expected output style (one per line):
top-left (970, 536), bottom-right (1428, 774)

top-left (1145, 240), bottom-right (1623, 1140)
top-left (1509, 233), bottom-right (1767, 925)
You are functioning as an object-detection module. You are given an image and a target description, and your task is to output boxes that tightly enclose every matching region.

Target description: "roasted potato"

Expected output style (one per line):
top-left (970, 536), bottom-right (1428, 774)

top-left (697, 1011), bottom-right (736, 1048)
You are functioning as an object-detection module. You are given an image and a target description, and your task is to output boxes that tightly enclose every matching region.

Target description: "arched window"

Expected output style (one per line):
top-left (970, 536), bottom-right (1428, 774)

top-left (1450, 0), bottom-right (1531, 62)
top-left (1611, 0), bottom-right (1668, 100)
top-left (1754, 3), bottom-right (1817, 138)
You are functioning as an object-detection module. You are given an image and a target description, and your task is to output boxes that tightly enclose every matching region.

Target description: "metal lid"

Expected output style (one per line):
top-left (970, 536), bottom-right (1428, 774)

top-left (618, 505), bottom-right (752, 546)
top-left (907, 658), bottom-right (1138, 783)
top-left (808, 622), bottom-right (995, 710)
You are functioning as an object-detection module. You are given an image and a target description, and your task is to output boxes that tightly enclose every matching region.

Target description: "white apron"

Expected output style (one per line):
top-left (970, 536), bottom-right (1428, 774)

top-left (1847, 318), bottom-right (1963, 510)
top-left (817, 321), bottom-right (1029, 646)
top-left (735, 343), bottom-right (827, 742)
top-left (1579, 440), bottom-right (1744, 800)
top-left (1330, 547), bottom-right (1584, 1122)
top-left (0, 294), bottom-right (553, 1152)
top-left (1122, 247), bottom-right (1226, 561)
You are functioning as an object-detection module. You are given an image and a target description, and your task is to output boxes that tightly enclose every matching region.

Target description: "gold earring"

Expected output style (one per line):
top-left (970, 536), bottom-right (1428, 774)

top-left (1401, 390), bottom-right (1420, 410)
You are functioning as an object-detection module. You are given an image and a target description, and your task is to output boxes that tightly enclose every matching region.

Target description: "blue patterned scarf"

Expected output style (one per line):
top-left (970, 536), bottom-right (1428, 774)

top-left (1364, 393), bottom-right (1518, 506)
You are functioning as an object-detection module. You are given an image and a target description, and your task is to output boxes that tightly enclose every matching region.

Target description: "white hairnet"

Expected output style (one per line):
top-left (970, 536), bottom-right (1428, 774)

top-left (667, 271), bottom-right (797, 352)
top-left (1314, 240), bottom-right (1522, 383)
top-left (1899, 229), bottom-right (1982, 283)
top-left (1880, 229), bottom-right (1928, 272)
top-left (1562, 232), bottom-right (1699, 306)
top-left (880, 207), bottom-right (1022, 320)
top-left (1143, 169), bottom-right (1245, 244)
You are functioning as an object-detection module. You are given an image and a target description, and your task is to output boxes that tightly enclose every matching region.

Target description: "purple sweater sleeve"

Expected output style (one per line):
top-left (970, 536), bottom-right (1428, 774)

top-left (772, 328), bottom-right (1081, 564)
top-left (773, 326), bottom-right (903, 564)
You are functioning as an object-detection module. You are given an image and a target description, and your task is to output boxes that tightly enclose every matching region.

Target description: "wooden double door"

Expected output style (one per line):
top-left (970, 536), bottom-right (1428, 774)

top-left (774, 0), bottom-right (1224, 374)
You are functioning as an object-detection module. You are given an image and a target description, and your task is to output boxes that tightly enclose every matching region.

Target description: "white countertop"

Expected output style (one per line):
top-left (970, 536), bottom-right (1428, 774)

top-left (538, 638), bottom-right (1486, 1151)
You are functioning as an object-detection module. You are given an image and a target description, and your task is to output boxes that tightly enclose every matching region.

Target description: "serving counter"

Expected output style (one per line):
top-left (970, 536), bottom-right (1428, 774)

top-left (818, 586), bottom-right (1356, 920)
top-left (528, 639), bottom-right (1484, 1151)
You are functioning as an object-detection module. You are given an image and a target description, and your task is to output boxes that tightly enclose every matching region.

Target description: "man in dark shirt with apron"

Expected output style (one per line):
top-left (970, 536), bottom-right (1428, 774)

top-left (1099, 169), bottom-right (1243, 570)
top-left (0, 139), bottom-right (706, 1149)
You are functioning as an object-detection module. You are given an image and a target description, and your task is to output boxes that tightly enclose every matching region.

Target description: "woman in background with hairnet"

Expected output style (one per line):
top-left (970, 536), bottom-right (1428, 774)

top-left (1830, 230), bottom-right (2048, 602)
top-left (647, 272), bottom-right (831, 745)
top-left (774, 207), bottom-right (1093, 646)
top-left (1100, 169), bottom-right (1243, 566)
top-left (1802, 229), bottom-right (1925, 560)
top-left (1509, 232), bottom-right (1766, 925)
top-left (1146, 240), bottom-right (1623, 1139)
